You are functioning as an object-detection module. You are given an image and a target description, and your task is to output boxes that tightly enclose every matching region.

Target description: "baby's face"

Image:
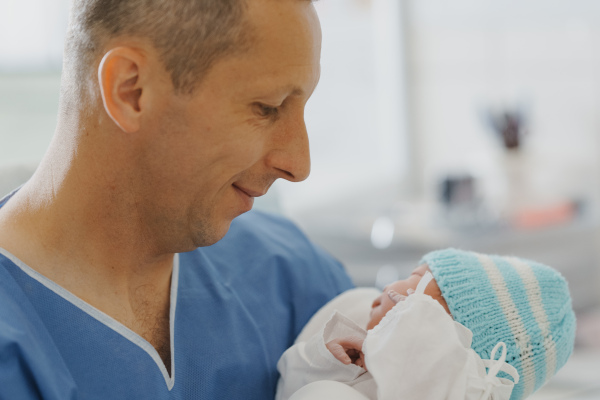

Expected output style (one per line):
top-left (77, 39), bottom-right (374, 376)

top-left (366, 264), bottom-right (451, 330)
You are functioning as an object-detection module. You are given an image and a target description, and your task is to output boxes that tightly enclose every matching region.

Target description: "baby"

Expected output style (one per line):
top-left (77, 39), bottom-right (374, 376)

top-left (276, 248), bottom-right (576, 400)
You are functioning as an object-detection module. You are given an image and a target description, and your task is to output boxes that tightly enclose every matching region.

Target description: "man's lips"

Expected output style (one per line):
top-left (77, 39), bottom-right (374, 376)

top-left (232, 184), bottom-right (266, 198)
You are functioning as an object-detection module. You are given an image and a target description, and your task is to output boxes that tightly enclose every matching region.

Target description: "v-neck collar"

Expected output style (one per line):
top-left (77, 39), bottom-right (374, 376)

top-left (0, 247), bottom-right (180, 390)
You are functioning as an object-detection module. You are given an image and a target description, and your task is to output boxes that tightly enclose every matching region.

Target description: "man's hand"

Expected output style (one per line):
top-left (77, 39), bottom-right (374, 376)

top-left (325, 336), bottom-right (366, 370)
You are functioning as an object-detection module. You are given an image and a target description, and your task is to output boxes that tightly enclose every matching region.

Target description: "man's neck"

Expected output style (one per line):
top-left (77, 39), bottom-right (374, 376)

top-left (0, 151), bottom-right (175, 327)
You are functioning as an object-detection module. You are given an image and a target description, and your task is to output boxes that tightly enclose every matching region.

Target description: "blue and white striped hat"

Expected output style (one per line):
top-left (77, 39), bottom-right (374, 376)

top-left (422, 248), bottom-right (576, 400)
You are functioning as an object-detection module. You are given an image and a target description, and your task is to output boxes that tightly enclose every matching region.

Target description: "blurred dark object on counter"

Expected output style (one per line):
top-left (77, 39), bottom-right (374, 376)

top-left (485, 107), bottom-right (528, 150)
top-left (440, 174), bottom-right (477, 207)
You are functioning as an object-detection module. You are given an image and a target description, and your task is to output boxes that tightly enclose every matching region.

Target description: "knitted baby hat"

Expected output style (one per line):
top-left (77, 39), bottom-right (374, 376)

top-left (421, 248), bottom-right (576, 400)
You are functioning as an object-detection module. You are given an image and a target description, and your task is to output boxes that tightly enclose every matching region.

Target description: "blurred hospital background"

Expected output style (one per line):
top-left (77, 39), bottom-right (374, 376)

top-left (1, 0), bottom-right (599, 397)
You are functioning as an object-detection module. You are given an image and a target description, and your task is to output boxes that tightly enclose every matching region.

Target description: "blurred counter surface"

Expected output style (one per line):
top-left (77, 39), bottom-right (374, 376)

top-left (293, 194), bottom-right (600, 313)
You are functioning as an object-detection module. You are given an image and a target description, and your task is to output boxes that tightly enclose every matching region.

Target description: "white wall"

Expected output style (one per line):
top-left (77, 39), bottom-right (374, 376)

top-left (0, 0), bottom-right (69, 71)
top-left (408, 0), bottom-right (600, 207)
top-left (276, 0), bottom-right (410, 215)
top-left (0, 74), bottom-right (60, 169)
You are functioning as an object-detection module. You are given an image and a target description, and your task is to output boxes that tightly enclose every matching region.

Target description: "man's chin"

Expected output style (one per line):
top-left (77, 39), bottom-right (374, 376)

top-left (190, 219), bottom-right (235, 248)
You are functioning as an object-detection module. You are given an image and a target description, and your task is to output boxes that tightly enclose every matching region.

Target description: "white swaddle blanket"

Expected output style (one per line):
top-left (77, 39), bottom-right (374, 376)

top-left (277, 274), bottom-right (519, 400)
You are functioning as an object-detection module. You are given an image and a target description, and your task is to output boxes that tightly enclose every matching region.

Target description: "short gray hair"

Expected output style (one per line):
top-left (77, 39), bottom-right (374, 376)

top-left (66, 0), bottom-right (250, 95)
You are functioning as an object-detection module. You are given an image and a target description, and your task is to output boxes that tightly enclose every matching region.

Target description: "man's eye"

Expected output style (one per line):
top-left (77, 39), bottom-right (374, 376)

top-left (254, 103), bottom-right (280, 119)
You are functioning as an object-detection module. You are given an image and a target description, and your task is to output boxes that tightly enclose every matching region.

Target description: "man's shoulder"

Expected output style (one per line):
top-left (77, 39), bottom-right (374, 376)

top-left (0, 257), bottom-right (77, 399)
top-left (225, 210), bottom-right (309, 246)
top-left (186, 211), bottom-right (354, 340)
top-left (0, 256), bottom-right (50, 345)
top-left (202, 210), bottom-right (348, 278)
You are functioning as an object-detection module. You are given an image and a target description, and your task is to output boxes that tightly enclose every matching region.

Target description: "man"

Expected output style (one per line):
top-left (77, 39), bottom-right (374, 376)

top-left (0, 0), bottom-right (353, 398)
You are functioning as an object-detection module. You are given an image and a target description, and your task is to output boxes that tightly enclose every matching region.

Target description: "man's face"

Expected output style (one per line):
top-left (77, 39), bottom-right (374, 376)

top-left (139, 0), bottom-right (321, 250)
top-left (366, 264), bottom-right (451, 330)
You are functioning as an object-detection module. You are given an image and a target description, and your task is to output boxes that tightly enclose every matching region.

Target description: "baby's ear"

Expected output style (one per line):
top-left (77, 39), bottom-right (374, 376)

top-left (432, 291), bottom-right (452, 316)
top-left (424, 275), bottom-right (452, 316)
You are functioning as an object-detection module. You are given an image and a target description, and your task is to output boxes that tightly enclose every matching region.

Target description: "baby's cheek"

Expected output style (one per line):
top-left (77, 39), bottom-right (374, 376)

top-left (380, 298), bottom-right (395, 315)
top-left (367, 308), bottom-right (383, 330)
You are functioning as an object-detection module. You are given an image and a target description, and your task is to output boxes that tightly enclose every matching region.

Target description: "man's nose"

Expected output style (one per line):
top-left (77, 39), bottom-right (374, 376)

top-left (266, 115), bottom-right (311, 182)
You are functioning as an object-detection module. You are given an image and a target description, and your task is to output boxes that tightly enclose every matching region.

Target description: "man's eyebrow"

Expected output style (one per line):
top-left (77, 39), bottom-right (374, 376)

top-left (252, 86), bottom-right (304, 102)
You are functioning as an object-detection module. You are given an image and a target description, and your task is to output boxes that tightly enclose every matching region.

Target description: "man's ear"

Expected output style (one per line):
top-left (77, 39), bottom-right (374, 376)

top-left (98, 47), bottom-right (147, 133)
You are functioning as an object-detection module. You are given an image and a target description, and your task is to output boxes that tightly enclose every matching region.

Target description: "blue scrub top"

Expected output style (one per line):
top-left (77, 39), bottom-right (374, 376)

top-left (0, 190), bottom-right (354, 399)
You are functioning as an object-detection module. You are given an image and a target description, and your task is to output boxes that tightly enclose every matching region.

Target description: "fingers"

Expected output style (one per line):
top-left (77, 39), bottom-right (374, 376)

top-left (355, 352), bottom-right (368, 371)
top-left (336, 335), bottom-right (364, 352)
top-left (325, 340), bottom-right (352, 364)
top-left (387, 289), bottom-right (407, 304)
top-left (326, 336), bottom-right (365, 366)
